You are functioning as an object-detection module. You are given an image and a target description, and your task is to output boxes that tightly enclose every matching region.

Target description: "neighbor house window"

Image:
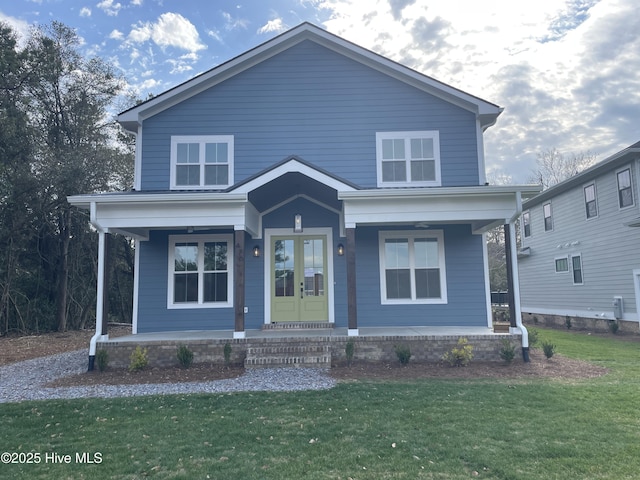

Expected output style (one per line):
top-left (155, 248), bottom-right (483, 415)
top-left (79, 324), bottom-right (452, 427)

top-left (376, 131), bottom-right (441, 187)
top-left (522, 211), bottom-right (531, 238)
top-left (555, 257), bottom-right (569, 273)
top-left (378, 230), bottom-right (447, 304)
top-left (617, 168), bottom-right (633, 208)
top-left (571, 254), bottom-right (583, 285)
top-left (171, 135), bottom-right (234, 189)
top-left (168, 234), bottom-right (233, 308)
top-left (584, 183), bottom-right (597, 218)
top-left (543, 203), bottom-right (553, 231)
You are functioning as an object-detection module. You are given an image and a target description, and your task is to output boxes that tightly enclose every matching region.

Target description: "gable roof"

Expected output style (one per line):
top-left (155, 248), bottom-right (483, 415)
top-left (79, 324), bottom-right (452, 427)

top-left (118, 22), bottom-right (503, 133)
top-left (523, 140), bottom-right (640, 208)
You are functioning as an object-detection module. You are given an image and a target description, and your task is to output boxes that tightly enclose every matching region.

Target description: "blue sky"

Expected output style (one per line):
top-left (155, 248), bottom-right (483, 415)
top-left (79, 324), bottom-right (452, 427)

top-left (1, 0), bottom-right (639, 182)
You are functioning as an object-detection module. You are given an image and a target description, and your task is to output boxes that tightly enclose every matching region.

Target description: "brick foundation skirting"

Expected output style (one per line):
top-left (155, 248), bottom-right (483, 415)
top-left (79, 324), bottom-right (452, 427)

top-left (96, 334), bottom-right (522, 369)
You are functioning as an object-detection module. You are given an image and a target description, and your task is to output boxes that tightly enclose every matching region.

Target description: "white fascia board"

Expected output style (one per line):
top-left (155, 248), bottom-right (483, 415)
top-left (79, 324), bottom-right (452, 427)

top-left (338, 185), bottom-right (541, 201)
top-left (68, 192), bottom-right (247, 209)
top-left (341, 186), bottom-right (540, 226)
top-left (231, 158), bottom-right (357, 194)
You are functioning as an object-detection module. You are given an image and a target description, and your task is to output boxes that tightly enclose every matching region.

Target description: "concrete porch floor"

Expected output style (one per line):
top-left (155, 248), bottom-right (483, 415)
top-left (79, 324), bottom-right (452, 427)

top-left (100, 326), bottom-right (500, 343)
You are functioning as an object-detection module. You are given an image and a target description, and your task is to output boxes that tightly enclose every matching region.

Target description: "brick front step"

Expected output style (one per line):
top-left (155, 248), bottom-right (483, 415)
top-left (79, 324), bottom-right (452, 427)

top-left (244, 344), bottom-right (331, 368)
top-left (261, 322), bottom-right (334, 330)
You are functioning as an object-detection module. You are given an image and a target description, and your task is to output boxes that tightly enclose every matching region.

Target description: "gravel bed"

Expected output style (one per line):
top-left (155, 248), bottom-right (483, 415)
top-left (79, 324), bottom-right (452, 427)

top-left (0, 349), bottom-right (336, 404)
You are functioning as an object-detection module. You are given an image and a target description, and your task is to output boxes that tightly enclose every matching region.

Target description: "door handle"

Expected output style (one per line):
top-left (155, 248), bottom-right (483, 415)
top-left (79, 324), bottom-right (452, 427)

top-left (300, 283), bottom-right (304, 299)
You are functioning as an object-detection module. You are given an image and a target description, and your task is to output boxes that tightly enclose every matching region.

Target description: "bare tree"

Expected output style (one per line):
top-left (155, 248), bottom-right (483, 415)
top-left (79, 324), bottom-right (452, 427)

top-left (528, 148), bottom-right (597, 190)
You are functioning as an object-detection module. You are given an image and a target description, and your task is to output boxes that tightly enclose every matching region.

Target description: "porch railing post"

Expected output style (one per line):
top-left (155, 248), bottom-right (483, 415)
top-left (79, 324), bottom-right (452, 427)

top-left (346, 227), bottom-right (358, 335)
top-left (234, 229), bottom-right (246, 339)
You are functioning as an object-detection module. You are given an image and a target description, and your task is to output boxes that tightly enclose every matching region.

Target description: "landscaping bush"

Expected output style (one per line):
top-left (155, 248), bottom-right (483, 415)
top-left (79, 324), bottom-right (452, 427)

top-left (609, 321), bottom-right (619, 334)
top-left (223, 343), bottom-right (232, 366)
top-left (499, 338), bottom-right (516, 364)
top-left (96, 349), bottom-right (109, 372)
top-left (443, 338), bottom-right (474, 367)
top-left (528, 328), bottom-right (540, 349)
top-left (542, 341), bottom-right (556, 359)
top-left (394, 344), bottom-right (412, 365)
top-left (177, 344), bottom-right (194, 369)
top-left (345, 339), bottom-right (355, 367)
top-left (129, 345), bottom-right (149, 372)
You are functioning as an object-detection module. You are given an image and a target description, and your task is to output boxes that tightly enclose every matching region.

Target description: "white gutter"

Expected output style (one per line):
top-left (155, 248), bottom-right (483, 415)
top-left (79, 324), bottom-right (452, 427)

top-left (88, 202), bottom-right (108, 370)
top-left (507, 207), bottom-right (530, 361)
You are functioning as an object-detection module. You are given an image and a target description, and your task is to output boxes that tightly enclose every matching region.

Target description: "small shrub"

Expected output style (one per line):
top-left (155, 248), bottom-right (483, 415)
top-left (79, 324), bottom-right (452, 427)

top-left (528, 328), bottom-right (540, 349)
top-left (223, 342), bottom-right (232, 366)
top-left (499, 339), bottom-right (516, 364)
top-left (345, 339), bottom-right (355, 367)
top-left (609, 321), bottom-right (619, 334)
top-left (394, 344), bottom-right (412, 365)
top-left (565, 316), bottom-right (572, 329)
top-left (129, 345), bottom-right (149, 372)
top-left (443, 338), bottom-right (474, 367)
top-left (176, 344), bottom-right (194, 369)
top-left (542, 341), bottom-right (556, 359)
top-left (96, 349), bottom-right (109, 372)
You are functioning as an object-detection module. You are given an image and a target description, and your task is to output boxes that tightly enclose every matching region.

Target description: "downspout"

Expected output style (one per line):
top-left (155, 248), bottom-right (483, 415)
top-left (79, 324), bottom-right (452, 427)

top-left (508, 192), bottom-right (530, 362)
top-left (88, 202), bottom-right (108, 371)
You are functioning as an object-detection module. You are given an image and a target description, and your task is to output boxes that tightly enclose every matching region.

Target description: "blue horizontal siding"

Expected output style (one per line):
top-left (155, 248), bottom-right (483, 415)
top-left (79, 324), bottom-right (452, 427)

top-left (140, 40), bottom-right (478, 190)
top-left (355, 225), bottom-right (488, 327)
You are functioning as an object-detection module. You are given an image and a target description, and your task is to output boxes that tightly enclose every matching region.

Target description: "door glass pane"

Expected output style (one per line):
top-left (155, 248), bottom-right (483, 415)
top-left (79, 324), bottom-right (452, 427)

top-left (303, 238), bottom-right (324, 296)
top-left (274, 239), bottom-right (294, 297)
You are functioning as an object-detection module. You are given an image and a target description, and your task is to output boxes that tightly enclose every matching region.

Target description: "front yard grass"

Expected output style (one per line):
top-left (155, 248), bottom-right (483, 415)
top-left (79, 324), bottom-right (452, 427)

top-left (1, 328), bottom-right (639, 479)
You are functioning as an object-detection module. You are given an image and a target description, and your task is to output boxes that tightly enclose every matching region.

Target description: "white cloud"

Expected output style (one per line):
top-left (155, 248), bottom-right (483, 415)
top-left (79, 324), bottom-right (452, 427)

top-left (109, 29), bottom-right (124, 40)
top-left (222, 11), bottom-right (249, 31)
top-left (80, 7), bottom-right (91, 17)
top-left (207, 29), bottom-right (223, 43)
top-left (97, 0), bottom-right (122, 16)
top-left (257, 18), bottom-right (288, 34)
top-left (127, 12), bottom-right (206, 53)
top-left (131, 0), bottom-right (143, 5)
top-left (0, 12), bottom-right (31, 44)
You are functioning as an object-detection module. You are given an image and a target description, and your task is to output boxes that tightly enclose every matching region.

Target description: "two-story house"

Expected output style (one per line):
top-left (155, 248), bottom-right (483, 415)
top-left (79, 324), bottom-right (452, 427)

top-left (519, 141), bottom-right (640, 331)
top-left (69, 23), bottom-right (539, 368)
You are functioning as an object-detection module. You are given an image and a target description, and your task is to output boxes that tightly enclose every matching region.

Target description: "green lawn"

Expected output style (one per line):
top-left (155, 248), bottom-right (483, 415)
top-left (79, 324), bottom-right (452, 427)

top-left (1, 328), bottom-right (639, 479)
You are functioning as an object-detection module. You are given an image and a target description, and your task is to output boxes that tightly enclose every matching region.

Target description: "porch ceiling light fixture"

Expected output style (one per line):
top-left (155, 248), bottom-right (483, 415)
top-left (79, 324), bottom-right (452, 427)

top-left (253, 245), bottom-right (261, 257)
top-left (294, 213), bottom-right (303, 233)
top-left (337, 243), bottom-right (345, 256)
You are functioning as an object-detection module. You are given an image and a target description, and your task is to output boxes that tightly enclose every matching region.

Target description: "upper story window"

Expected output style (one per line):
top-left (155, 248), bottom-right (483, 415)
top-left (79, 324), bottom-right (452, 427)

top-left (584, 183), bottom-right (597, 218)
top-left (522, 211), bottom-right (531, 238)
top-left (617, 168), bottom-right (634, 208)
top-left (376, 131), bottom-right (441, 187)
top-left (543, 203), bottom-right (553, 231)
top-left (171, 135), bottom-right (234, 190)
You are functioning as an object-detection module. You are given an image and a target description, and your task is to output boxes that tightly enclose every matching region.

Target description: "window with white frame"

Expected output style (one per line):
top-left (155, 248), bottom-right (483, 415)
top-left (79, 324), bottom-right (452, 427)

top-left (543, 203), bottom-right (553, 231)
top-left (522, 211), bottom-right (531, 238)
top-left (571, 254), bottom-right (583, 285)
top-left (168, 235), bottom-right (233, 308)
top-left (555, 256), bottom-right (569, 273)
top-left (171, 135), bottom-right (234, 189)
top-left (376, 131), bottom-right (441, 187)
top-left (584, 183), bottom-right (597, 219)
top-left (378, 230), bottom-right (447, 304)
top-left (617, 168), bottom-right (634, 208)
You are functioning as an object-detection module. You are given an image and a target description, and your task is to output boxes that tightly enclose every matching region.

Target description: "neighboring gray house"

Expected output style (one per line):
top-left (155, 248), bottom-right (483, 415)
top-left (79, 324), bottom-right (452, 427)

top-left (69, 23), bottom-right (539, 367)
top-left (519, 141), bottom-right (640, 330)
